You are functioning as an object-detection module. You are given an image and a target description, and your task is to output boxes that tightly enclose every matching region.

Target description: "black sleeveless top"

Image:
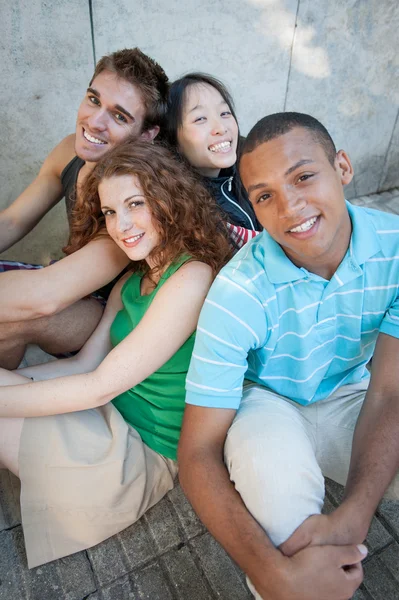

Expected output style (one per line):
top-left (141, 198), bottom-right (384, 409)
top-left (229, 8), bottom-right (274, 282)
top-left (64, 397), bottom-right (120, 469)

top-left (60, 155), bottom-right (126, 299)
top-left (60, 156), bottom-right (85, 224)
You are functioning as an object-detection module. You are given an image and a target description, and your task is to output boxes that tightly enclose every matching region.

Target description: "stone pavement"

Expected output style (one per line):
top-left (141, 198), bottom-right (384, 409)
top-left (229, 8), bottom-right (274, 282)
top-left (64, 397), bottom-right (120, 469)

top-left (1, 189), bottom-right (399, 600)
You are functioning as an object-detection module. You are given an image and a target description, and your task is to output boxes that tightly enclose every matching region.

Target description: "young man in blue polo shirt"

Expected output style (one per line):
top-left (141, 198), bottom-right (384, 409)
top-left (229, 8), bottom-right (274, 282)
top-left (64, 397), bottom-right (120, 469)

top-left (178, 113), bottom-right (399, 600)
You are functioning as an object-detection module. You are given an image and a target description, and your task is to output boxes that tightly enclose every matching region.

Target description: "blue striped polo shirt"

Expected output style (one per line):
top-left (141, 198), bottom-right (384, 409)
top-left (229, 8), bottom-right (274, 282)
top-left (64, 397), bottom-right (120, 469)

top-left (186, 202), bottom-right (399, 409)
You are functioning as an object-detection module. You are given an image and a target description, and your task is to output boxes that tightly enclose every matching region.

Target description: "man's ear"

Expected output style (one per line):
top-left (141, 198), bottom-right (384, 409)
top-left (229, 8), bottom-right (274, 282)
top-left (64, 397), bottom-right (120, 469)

top-left (335, 150), bottom-right (354, 185)
top-left (140, 125), bottom-right (160, 142)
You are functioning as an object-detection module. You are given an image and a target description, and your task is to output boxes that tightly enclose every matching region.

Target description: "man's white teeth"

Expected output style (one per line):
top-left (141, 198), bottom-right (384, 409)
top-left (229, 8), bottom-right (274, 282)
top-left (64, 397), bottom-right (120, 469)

top-left (209, 141), bottom-right (231, 153)
top-left (290, 217), bottom-right (317, 233)
top-left (124, 233), bottom-right (144, 243)
top-left (83, 130), bottom-right (106, 144)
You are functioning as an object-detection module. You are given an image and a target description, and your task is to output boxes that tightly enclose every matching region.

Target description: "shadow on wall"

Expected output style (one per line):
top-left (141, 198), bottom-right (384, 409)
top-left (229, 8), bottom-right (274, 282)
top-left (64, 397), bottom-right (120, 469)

top-left (247, 0), bottom-right (331, 80)
top-left (243, 0), bottom-right (399, 197)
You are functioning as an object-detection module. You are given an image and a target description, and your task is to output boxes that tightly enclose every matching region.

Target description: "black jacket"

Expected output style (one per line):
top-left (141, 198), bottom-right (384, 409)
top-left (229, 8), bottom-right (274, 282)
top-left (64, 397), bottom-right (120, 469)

top-left (205, 167), bottom-right (262, 231)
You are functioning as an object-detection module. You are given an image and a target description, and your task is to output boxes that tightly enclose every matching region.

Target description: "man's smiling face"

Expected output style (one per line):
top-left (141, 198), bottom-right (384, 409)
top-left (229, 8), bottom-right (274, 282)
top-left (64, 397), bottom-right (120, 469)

top-left (240, 127), bottom-right (354, 279)
top-left (74, 70), bottom-right (147, 163)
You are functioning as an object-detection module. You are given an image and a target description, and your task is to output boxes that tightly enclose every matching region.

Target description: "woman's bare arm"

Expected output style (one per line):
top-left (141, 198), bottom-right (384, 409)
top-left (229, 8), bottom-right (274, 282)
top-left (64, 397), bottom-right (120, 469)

top-left (0, 261), bottom-right (212, 417)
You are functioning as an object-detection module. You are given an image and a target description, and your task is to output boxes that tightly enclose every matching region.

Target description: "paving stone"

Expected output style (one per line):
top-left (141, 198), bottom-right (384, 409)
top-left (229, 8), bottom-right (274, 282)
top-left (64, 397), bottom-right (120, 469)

top-left (144, 497), bottom-right (183, 554)
top-left (87, 536), bottom-right (127, 587)
top-left (168, 483), bottom-right (206, 539)
top-left (191, 533), bottom-right (252, 599)
top-left (349, 196), bottom-right (369, 207)
top-left (352, 588), bottom-right (368, 600)
top-left (322, 495), bottom-right (336, 514)
top-left (324, 477), bottom-right (344, 504)
top-left (0, 528), bottom-right (28, 600)
top-left (28, 562), bottom-right (66, 600)
top-left (325, 479), bottom-right (393, 553)
top-left (133, 560), bottom-right (174, 600)
top-left (117, 519), bottom-right (157, 570)
top-left (377, 499), bottom-right (399, 538)
top-left (94, 574), bottom-right (137, 600)
top-left (0, 470), bottom-right (21, 531)
top-left (366, 516), bottom-right (393, 552)
top-left (385, 198), bottom-right (399, 215)
top-left (362, 554), bottom-right (399, 599)
top-left (54, 552), bottom-right (96, 600)
top-left (162, 545), bottom-right (214, 600)
top-left (369, 199), bottom-right (396, 213)
top-left (378, 542), bottom-right (399, 583)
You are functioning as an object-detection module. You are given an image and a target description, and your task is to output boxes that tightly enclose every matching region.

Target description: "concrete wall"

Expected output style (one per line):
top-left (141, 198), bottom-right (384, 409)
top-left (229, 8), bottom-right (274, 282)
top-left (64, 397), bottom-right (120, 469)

top-left (1, 0), bottom-right (398, 263)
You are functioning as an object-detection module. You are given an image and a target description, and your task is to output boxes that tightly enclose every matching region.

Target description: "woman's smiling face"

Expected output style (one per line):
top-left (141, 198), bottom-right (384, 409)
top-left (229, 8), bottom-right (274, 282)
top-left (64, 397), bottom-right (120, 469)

top-left (177, 83), bottom-right (239, 178)
top-left (99, 174), bottom-right (160, 266)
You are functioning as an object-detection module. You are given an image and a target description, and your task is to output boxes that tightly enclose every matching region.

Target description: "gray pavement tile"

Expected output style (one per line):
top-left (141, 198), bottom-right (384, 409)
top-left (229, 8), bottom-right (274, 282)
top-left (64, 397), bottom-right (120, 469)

top-left (0, 528), bottom-right (29, 600)
top-left (168, 484), bottom-right (206, 539)
top-left (362, 190), bottom-right (399, 214)
top-left (369, 200), bottom-right (396, 213)
top-left (385, 198), bottom-right (399, 215)
top-left (54, 553), bottom-right (96, 600)
top-left (143, 497), bottom-right (183, 554)
top-left (324, 477), bottom-right (344, 503)
top-left (90, 574), bottom-right (137, 600)
top-left (87, 536), bottom-right (127, 587)
top-left (349, 196), bottom-right (369, 207)
top-left (366, 516), bottom-right (393, 552)
top-left (377, 499), bottom-right (399, 539)
top-left (378, 541), bottom-right (399, 584)
top-left (325, 479), bottom-right (394, 553)
top-left (29, 561), bottom-right (74, 600)
top-left (133, 560), bottom-right (175, 600)
top-left (352, 588), bottom-right (368, 600)
top-left (322, 495), bottom-right (336, 514)
top-left (161, 544), bottom-right (214, 599)
top-left (191, 533), bottom-right (252, 599)
top-left (0, 526), bottom-right (93, 600)
top-left (118, 518), bottom-right (157, 570)
top-left (0, 470), bottom-right (21, 531)
top-left (362, 554), bottom-right (399, 600)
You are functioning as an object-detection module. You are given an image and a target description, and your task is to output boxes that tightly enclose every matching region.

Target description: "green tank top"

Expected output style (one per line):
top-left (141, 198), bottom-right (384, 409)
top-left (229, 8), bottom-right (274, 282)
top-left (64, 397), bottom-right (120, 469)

top-left (110, 256), bottom-right (195, 460)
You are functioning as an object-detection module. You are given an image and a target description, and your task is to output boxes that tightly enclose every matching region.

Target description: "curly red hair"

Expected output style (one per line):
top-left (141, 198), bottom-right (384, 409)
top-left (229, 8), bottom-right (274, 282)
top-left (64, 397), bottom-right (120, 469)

top-left (64, 140), bottom-right (232, 278)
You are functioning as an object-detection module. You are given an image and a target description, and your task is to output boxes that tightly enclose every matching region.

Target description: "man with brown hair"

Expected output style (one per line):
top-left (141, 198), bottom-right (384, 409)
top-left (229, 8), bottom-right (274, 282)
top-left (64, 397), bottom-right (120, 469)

top-left (0, 48), bottom-right (168, 368)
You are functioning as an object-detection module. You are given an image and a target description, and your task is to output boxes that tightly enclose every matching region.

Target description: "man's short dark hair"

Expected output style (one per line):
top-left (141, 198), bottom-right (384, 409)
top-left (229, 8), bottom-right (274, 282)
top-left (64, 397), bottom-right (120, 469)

top-left (241, 112), bottom-right (337, 166)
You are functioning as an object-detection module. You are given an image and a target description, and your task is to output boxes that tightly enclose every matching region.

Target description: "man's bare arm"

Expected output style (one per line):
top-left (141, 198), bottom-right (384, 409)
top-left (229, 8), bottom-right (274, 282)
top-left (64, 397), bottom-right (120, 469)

top-left (0, 135), bottom-right (76, 253)
top-left (0, 236), bottom-right (129, 322)
top-left (178, 404), bottom-right (366, 600)
top-left (339, 333), bottom-right (399, 531)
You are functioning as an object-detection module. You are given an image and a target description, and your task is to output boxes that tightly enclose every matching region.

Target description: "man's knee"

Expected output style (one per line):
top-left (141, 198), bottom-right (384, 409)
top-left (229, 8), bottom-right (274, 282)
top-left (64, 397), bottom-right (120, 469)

top-left (224, 419), bottom-right (325, 546)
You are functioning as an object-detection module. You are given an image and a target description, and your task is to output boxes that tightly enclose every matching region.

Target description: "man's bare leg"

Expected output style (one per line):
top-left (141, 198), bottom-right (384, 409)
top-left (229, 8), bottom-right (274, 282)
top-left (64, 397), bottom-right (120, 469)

top-left (0, 298), bottom-right (104, 369)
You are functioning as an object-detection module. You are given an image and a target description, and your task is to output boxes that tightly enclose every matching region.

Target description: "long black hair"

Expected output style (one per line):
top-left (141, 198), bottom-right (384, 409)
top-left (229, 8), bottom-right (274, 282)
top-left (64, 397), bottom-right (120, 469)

top-left (165, 72), bottom-right (240, 150)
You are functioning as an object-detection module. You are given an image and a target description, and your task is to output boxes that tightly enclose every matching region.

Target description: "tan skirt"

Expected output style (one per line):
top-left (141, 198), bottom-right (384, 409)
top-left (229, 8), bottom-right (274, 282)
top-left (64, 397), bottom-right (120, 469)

top-left (19, 403), bottom-right (178, 568)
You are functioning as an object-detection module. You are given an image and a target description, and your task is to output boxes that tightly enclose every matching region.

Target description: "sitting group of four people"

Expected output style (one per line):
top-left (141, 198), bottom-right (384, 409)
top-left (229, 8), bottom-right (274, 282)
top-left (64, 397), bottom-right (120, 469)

top-left (0, 47), bottom-right (398, 600)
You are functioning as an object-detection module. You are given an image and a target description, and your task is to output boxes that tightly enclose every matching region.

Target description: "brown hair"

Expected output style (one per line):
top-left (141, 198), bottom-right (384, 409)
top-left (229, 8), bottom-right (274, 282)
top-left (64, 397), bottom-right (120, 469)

top-left (64, 141), bottom-right (233, 278)
top-left (91, 48), bottom-right (169, 131)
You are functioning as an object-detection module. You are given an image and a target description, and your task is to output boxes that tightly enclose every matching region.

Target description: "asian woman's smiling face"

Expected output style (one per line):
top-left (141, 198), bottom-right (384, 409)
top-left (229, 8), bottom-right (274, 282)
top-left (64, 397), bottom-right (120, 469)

top-left (99, 174), bottom-right (160, 266)
top-left (177, 83), bottom-right (239, 178)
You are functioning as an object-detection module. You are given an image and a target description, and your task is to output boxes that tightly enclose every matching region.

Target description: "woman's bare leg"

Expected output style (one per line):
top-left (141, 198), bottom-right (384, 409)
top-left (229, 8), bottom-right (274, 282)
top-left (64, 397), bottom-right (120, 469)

top-left (0, 417), bottom-right (24, 475)
top-left (0, 368), bottom-right (32, 475)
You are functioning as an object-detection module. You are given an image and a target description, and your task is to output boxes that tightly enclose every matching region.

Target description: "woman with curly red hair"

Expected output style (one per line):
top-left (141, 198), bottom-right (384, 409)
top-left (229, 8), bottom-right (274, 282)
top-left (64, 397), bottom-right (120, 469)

top-left (0, 141), bottom-right (232, 568)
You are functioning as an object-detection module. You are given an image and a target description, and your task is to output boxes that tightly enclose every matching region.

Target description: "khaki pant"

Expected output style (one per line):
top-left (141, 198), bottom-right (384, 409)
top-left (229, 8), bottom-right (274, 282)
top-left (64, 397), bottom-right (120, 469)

top-left (19, 404), bottom-right (178, 568)
top-left (224, 381), bottom-right (399, 598)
